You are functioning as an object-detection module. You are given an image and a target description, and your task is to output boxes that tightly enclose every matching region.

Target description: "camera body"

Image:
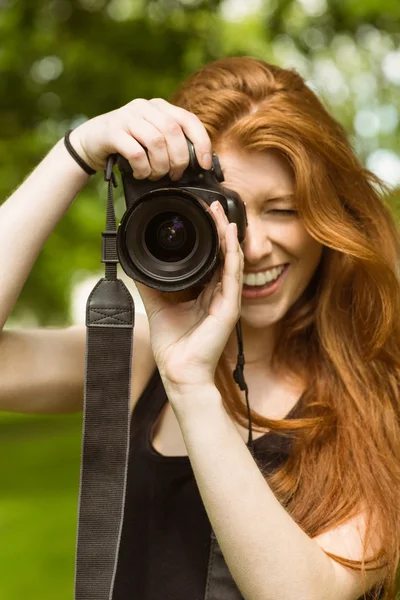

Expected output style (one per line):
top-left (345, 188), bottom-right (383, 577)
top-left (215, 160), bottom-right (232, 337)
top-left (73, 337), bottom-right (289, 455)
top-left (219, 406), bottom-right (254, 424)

top-left (115, 141), bottom-right (248, 293)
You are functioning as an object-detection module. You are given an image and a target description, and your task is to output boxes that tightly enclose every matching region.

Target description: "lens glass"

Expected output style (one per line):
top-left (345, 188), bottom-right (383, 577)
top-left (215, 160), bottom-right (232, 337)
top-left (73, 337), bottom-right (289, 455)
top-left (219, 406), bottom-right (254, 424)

top-left (144, 211), bottom-right (196, 262)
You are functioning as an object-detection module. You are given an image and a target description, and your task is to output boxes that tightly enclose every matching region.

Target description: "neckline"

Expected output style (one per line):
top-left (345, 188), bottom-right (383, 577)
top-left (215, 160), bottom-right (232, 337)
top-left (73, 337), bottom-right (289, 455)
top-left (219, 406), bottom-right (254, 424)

top-left (246, 390), bottom-right (304, 447)
top-left (145, 385), bottom-right (304, 461)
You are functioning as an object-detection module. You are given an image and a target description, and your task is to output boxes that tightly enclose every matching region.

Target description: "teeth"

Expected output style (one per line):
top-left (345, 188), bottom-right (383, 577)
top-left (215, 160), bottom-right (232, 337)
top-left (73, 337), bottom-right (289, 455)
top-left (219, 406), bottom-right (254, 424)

top-left (243, 265), bottom-right (285, 287)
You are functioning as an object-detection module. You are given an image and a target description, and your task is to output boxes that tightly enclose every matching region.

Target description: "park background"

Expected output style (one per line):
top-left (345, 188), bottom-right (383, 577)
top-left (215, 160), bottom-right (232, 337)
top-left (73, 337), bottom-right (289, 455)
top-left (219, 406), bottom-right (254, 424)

top-left (1, 0), bottom-right (400, 598)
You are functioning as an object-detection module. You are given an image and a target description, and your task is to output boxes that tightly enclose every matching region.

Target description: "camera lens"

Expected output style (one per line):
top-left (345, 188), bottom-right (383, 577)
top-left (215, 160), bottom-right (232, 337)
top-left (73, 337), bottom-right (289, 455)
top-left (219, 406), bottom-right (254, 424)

top-left (158, 216), bottom-right (187, 249)
top-left (117, 188), bottom-right (220, 291)
top-left (145, 211), bottom-right (196, 262)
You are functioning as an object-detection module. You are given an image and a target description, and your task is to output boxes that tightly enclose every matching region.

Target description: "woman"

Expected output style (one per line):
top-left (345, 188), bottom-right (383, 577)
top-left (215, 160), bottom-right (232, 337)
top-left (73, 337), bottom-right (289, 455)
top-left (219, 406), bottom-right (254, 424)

top-left (0, 57), bottom-right (398, 600)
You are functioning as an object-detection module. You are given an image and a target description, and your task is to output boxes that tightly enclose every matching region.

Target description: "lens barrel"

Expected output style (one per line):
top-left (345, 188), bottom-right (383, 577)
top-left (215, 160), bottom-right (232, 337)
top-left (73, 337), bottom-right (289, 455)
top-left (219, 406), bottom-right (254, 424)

top-left (117, 188), bottom-right (220, 292)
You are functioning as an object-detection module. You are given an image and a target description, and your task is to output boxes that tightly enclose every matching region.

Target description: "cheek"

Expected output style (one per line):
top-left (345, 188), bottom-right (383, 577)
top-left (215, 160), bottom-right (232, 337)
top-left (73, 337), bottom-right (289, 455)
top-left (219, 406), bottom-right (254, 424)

top-left (297, 241), bottom-right (323, 279)
top-left (284, 224), bottom-right (323, 273)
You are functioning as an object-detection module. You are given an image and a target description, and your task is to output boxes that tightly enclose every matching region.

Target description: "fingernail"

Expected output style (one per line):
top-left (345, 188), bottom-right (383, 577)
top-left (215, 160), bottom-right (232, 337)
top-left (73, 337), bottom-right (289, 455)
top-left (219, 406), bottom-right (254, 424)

top-left (211, 201), bottom-right (219, 212)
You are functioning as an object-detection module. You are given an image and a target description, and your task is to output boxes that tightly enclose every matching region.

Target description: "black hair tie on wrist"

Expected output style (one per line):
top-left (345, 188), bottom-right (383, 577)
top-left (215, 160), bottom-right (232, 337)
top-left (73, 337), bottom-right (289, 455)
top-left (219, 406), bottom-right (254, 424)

top-left (64, 129), bottom-right (96, 176)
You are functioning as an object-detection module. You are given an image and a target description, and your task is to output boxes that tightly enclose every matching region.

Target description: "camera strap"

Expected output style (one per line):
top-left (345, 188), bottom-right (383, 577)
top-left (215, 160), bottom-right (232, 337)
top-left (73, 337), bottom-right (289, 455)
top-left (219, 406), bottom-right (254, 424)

top-left (74, 155), bottom-right (134, 600)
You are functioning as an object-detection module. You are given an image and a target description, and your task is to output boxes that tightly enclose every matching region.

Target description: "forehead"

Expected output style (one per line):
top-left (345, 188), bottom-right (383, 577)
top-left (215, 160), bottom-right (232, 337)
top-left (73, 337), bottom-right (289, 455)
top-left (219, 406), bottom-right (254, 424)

top-left (216, 148), bottom-right (295, 203)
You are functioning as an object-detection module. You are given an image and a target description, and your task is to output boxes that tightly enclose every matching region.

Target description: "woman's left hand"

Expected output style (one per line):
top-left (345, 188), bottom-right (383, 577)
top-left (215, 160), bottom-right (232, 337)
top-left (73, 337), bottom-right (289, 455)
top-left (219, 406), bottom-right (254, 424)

top-left (135, 200), bottom-right (244, 398)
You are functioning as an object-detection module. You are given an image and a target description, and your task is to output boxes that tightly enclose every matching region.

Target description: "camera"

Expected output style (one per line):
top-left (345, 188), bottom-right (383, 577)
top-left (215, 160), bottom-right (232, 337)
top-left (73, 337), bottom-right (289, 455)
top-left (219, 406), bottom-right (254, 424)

top-left (115, 140), bottom-right (248, 293)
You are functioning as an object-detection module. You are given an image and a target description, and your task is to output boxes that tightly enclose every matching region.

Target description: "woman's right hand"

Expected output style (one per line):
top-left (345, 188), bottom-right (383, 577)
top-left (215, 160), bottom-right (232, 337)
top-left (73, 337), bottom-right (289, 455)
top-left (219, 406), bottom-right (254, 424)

top-left (69, 98), bottom-right (213, 181)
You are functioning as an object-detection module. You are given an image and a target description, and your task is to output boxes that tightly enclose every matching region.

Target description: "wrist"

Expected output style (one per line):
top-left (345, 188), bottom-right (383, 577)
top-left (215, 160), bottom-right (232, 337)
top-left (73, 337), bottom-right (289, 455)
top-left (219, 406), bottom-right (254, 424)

top-left (57, 133), bottom-right (92, 180)
top-left (68, 127), bottom-right (98, 172)
top-left (167, 383), bottom-right (223, 419)
top-left (43, 138), bottom-right (91, 188)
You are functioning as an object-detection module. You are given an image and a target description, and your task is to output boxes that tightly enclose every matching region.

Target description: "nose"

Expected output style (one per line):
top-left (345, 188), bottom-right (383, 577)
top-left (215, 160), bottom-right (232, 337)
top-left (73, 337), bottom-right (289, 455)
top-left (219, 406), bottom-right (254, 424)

top-left (241, 217), bottom-right (273, 267)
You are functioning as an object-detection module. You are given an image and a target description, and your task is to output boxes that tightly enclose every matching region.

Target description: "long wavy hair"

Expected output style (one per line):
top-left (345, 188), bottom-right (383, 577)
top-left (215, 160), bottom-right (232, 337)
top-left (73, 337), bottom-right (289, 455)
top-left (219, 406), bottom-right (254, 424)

top-left (169, 56), bottom-right (400, 599)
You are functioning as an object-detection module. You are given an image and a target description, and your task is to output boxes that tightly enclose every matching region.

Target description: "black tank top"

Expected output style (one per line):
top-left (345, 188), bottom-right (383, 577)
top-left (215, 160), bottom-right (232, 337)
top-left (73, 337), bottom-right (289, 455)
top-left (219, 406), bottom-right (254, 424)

top-left (112, 367), bottom-right (381, 600)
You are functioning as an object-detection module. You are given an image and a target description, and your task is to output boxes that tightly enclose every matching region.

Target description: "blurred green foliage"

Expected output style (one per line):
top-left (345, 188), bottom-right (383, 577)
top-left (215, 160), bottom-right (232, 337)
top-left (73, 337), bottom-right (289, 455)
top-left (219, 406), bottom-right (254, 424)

top-left (1, 0), bottom-right (400, 598)
top-left (1, 0), bottom-right (400, 325)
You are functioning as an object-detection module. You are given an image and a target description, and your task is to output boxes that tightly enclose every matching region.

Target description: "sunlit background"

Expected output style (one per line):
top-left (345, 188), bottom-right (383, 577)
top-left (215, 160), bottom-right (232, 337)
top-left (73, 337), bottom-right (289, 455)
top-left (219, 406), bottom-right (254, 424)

top-left (1, 0), bottom-right (399, 597)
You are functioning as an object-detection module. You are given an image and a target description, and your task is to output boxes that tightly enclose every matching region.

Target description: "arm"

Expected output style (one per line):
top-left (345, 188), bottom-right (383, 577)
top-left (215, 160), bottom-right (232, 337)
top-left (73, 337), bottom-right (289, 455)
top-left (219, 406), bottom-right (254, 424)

top-left (0, 99), bottom-right (212, 413)
top-left (0, 315), bottom-right (156, 414)
top-left (0, 137), bottom-right (89, 331)
top-left (0, 141), bottom-right (90, 413)
top-left (172, 387), bottom-right (386, 600)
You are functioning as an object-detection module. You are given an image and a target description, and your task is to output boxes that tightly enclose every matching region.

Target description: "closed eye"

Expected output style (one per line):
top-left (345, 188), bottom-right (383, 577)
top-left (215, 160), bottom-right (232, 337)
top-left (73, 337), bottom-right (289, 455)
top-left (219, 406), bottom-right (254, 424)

top-left (268, 210), bottom-right (298, 215)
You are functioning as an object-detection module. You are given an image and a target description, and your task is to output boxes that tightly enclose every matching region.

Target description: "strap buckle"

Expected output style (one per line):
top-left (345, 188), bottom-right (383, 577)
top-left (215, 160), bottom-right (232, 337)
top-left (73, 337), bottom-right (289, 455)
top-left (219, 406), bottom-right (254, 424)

top-left (104, 154), bottom-right (118, 187)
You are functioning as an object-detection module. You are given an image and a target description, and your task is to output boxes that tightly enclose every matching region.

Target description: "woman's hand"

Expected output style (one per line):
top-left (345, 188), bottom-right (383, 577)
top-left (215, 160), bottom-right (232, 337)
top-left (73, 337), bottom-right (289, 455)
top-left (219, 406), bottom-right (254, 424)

top-left (135, 201), bottom-right (244, 400)
top-left (68, 97), bottom-right (213, 177)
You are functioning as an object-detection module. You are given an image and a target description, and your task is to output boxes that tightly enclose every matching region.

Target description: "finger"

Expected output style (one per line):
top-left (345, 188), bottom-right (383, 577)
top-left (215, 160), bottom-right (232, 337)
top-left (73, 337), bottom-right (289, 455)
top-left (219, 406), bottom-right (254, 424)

top-left (143, 100), bottom-right (190, 180)
top-left (150, 98), bottom-right (212, 170)
top-left (209, 201), bottom-right (229, 256)
top-left (111, 131), bottom-right (152, 179)
top-left (197, 260), bottom-right (223, 308)
top-left (220, 223), bottom-right (243, 317)
top-left (123, 116), bottom-right (170, 179)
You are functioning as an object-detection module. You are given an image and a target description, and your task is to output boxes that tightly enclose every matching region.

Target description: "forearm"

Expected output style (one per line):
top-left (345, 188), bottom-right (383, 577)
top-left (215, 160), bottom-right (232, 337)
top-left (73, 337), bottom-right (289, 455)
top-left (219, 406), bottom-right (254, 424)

top-left (0, 135), bottom-right (90, 330)
top-left (172, 387), bottom-right (339, 600)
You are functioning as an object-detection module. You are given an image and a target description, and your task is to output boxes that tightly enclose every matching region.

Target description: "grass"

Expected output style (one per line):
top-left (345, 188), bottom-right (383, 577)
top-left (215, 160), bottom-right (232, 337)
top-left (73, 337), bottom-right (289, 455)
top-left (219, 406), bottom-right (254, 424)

top-left (0, 413), bottom-right (82, 599)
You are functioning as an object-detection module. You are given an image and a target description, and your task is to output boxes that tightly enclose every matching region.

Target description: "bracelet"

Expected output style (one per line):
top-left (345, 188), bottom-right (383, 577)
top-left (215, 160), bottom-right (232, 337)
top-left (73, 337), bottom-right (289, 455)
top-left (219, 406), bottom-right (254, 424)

top-left (64, 129), bottom-right (96, 176)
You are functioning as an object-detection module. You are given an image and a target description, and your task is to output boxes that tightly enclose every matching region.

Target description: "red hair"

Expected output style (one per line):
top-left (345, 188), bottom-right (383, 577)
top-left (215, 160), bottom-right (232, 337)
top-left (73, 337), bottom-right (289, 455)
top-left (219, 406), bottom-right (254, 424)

top-left (170, 57), bottom-right (400, 599)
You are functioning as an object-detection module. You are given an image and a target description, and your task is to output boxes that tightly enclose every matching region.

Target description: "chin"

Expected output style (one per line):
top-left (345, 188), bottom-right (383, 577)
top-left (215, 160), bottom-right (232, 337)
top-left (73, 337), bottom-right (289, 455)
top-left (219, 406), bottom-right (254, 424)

top-left (239, 305), bottom-right (285, 329)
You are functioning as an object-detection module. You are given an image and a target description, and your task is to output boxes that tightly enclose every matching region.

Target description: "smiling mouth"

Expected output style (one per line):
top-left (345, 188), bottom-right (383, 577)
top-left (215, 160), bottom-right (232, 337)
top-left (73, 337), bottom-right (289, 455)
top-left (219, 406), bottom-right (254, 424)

top-left (242, 264), bottom-right (289, 297)
top-left (243, 264), bottom-right (289, 287)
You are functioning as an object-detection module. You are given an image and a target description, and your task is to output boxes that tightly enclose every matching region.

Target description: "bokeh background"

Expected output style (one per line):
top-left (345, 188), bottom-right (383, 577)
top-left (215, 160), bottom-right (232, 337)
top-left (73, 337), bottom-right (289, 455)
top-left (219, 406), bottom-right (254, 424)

top-left (1, 0), bottom-right (400, 597)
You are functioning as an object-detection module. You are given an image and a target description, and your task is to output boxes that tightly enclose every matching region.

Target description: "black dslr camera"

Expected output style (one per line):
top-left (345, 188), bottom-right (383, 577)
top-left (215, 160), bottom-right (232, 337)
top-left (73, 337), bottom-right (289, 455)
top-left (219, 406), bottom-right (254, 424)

top-left (115, 140), bottom-right (248, 293)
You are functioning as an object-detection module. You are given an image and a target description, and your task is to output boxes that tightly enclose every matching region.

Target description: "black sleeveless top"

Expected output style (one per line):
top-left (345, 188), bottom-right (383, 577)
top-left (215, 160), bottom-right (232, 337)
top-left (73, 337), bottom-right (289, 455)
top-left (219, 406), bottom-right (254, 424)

top-left (112, 367), bottom-right (382, 600)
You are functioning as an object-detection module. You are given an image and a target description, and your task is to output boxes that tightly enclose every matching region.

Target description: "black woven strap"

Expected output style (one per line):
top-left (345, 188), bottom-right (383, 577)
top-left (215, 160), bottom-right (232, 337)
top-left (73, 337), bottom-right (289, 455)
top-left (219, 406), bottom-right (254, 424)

top-left (74, 156), bottom-right (134, 599)
top-left (74, 279), bottom-right (134, 600)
